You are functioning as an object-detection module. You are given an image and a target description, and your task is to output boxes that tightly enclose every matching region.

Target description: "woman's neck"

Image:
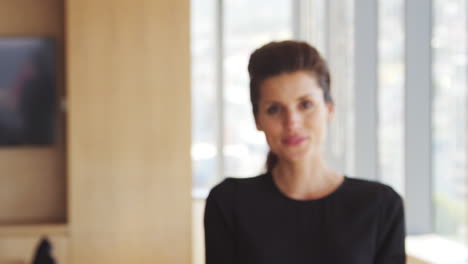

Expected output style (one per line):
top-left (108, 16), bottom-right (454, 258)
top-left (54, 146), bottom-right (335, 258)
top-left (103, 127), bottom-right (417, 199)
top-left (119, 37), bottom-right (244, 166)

top-left (272, 156), bottom-right (343, 200)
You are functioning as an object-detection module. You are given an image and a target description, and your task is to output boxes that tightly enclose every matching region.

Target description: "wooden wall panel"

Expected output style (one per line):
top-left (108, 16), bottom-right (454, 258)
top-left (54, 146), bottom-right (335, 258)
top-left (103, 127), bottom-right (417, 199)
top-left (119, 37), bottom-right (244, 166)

top-left (0, 149), bottom-right (65, 224)
top-left (0, 0), bottom-right (66, 224)
top-left (0, 0), bottom-right (63, 35)
top-left (66, 0), bottom-right (191, 263)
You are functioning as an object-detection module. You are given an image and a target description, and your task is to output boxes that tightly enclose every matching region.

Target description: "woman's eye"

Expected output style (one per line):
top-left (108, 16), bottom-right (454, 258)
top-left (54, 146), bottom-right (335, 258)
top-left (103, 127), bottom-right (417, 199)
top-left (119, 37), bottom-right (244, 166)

top-left (267, 105), bottom-right (280, 115)
top-left (301, 101), bottom-right (314, 109)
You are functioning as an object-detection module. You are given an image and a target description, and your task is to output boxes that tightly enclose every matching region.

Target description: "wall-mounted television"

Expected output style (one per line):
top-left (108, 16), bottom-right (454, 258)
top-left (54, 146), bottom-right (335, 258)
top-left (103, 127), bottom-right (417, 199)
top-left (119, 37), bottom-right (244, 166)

top-left (0, 38), bottom-right (56, 146)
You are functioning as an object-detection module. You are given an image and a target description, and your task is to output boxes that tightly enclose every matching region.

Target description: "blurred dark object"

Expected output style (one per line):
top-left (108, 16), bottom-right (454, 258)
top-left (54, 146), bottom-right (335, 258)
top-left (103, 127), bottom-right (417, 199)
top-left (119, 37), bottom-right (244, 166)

top-left (0, 38), bottom-right (56, 146)
top-left (31, 237), bottom-right (56, 264)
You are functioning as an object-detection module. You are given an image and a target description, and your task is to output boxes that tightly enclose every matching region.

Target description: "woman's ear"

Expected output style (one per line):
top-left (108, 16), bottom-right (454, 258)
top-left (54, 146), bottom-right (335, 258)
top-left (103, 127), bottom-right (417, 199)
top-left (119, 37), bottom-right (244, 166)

top-left (255, 118), bottom-right (263, 131)
top-left (326, 102), bottom-right (335, 122)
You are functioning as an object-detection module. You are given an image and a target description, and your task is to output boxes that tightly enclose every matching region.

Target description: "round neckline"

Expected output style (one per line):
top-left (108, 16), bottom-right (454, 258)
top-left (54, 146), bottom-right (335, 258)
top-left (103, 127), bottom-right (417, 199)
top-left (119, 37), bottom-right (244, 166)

top-left (266, 171), bottom-right (348, 204)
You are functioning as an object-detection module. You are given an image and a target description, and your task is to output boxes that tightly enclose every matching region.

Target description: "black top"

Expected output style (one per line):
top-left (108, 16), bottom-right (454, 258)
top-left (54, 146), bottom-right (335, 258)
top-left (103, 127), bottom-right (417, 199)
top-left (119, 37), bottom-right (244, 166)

top-left (204, 173), bottom-right (406, 264)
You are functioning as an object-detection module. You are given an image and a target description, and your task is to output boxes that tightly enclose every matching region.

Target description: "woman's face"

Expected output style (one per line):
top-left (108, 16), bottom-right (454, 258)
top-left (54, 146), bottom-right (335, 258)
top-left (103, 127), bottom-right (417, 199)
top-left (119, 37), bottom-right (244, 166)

top-left (255, 71), bottom-right (334, 163)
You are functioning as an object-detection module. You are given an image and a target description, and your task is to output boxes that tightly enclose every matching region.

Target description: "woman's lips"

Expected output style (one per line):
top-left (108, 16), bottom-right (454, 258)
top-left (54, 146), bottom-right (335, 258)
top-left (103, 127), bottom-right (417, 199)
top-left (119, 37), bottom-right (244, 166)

top-left (282, 136), bottom-right (306, 146)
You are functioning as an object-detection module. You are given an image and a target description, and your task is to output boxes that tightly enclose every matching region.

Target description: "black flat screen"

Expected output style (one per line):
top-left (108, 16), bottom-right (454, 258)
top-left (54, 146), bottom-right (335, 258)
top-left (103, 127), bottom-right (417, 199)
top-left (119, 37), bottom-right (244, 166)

top-left (0, 38), bottom-right (56, 146)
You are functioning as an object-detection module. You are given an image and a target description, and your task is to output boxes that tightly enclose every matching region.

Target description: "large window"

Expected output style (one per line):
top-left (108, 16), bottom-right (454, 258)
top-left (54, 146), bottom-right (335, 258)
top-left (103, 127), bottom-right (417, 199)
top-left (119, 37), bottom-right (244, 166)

top-left (378, 0), bottom-right (405, 196)
top-left (433, 0), bottom-right (467, 245)
top-left (191, 0), bottom-right (468, 263)
top-left (191, 0), bottom-right (218, 198)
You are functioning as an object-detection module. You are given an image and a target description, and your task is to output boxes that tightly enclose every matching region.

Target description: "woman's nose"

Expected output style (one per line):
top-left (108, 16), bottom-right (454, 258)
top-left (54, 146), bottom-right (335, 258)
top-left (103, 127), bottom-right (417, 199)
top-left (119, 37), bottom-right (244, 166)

top-left (284, 110), bottom-right (300, 131)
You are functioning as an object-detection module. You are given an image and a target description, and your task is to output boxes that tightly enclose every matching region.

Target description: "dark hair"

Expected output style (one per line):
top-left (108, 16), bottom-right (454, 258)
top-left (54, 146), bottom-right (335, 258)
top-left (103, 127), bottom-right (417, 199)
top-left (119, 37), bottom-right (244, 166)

top-left (247, 40), bottom-right (333, 172)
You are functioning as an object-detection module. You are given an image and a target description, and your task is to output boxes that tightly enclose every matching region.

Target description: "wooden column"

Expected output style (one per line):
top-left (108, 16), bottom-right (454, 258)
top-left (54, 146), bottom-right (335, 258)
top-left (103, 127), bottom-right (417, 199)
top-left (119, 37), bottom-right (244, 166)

top-left (66, 0), bottom-right (191, 263)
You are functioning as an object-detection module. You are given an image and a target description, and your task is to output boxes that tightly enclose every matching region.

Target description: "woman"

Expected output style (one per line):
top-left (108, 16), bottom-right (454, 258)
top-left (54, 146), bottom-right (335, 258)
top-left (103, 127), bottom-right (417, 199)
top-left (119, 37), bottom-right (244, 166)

top-left (204, 40), bottom-right (406, 264)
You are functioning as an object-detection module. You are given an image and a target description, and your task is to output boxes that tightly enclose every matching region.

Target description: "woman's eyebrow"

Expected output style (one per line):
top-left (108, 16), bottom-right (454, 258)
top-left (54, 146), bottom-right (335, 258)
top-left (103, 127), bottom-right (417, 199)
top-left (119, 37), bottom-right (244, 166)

top-left (296, 93), bottom-right (316, 101)
top-left (259, 100), bottom-right (278, 105)
top-left (261, 94), bottom-right (315, 105)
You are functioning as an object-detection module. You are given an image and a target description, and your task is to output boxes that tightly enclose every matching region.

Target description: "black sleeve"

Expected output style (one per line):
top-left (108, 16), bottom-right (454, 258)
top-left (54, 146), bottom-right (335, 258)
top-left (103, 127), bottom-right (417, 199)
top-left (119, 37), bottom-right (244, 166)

top-left (204, 179), bottom-right (236, 264)
top-left (374, 187), bottom-right (406, 264)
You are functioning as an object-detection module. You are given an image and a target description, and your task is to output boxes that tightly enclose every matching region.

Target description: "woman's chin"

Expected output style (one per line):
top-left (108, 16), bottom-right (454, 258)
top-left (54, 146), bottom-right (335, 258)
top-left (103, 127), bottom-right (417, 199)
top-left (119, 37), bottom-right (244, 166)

top-left (279, 149), bottom-right (314, 163)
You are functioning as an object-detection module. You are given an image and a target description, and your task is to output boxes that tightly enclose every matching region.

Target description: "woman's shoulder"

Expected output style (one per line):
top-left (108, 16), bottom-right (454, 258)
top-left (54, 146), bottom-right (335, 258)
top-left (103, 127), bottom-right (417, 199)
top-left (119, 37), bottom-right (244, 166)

top-left (344, 176), bottom-right (397, 192)
top-left (342, 176), bottom-right (403, 205)
top-left (207, 174), bottom-right (268, 200)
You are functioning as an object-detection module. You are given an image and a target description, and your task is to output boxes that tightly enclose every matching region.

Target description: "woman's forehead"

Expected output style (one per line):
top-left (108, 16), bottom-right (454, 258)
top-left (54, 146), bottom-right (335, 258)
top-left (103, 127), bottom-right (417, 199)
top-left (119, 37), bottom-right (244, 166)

top-left (259, 71), bottom-right (323, 102)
